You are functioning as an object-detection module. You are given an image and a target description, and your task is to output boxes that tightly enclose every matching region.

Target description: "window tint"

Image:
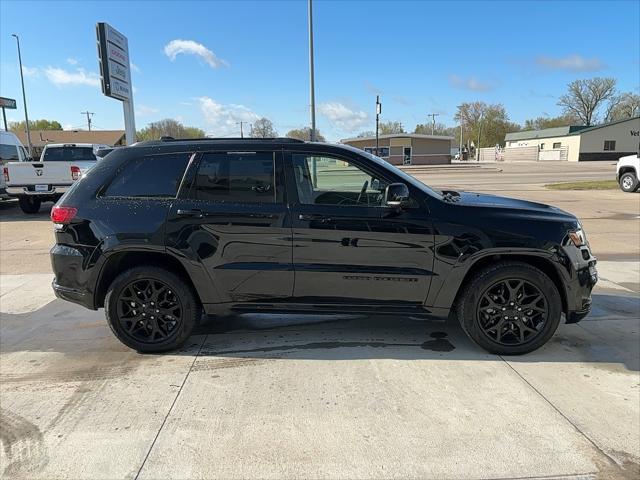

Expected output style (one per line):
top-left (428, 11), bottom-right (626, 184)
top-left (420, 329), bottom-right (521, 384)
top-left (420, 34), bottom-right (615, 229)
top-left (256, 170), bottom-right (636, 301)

top-left (292, 154), bottom-right (390, 207)
top-left (104, 153), bottom-right (191, 198)
top-left (193, 152), bottom-right (276, 203)
top-left (604, 140), bottom-right (616, 151)
top-left (0, 144), bottom-right (20, 162)
top-left (43, 147), bottom-right (97, 162)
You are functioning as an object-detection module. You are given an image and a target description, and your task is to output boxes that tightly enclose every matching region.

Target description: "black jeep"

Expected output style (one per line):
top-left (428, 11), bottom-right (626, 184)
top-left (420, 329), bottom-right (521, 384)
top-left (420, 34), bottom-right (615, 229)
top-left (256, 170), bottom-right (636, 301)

top-left (50, 138), bottom-right (597, 355)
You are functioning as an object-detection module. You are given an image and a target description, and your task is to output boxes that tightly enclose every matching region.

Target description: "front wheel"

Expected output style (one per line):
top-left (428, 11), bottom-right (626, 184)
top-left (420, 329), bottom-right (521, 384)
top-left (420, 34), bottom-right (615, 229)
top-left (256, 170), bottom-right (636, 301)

top-left (18, 196), bottom-right (41, 214)
top-left (456, 262), bottom-right (562, 355)
top-left (105, 267), bottom-right (200, 353)
top-left (619, 172), bottom-right (638, 193)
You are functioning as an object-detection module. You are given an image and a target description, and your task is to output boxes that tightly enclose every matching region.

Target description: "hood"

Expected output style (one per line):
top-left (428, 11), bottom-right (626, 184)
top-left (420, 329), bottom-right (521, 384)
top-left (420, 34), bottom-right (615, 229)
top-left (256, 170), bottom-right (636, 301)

top-left (448, 191), bottom-right (575, 220)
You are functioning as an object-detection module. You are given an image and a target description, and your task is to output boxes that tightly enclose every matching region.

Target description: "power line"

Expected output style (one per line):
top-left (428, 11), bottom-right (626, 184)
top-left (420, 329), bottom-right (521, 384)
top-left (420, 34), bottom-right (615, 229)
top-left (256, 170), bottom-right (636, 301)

top-left (81, 111), bottom-right (95, 131)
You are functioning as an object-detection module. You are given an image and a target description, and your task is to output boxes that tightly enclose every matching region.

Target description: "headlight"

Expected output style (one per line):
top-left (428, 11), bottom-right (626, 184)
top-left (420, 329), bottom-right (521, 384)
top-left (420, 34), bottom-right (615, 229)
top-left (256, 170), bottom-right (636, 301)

top-left (568, 229), bottom-right (586, 247)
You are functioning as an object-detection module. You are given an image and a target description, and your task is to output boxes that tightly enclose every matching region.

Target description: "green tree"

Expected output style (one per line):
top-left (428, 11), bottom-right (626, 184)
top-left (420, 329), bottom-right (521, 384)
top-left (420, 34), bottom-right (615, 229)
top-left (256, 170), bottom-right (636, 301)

top-left (523, 114), bottom-right (580, 130)
top-left (557, 77), bottom-right (617, 126)
top-left (10, 119), bottom-right (62, 132)
top-left (251, 118), bottom-right (278, 138)
top-left (356, 130), bottom-right (375, 138)
top-left (285, 127), bottom-right (326, 142)
top-left (454, 102), bottom-right (518, 149)
top-left (378, 121), bottom-right (405, 135)
top-left (137, 119), bottom-right (205, 141)
top-left (414, 122), bottom-right (455, 136)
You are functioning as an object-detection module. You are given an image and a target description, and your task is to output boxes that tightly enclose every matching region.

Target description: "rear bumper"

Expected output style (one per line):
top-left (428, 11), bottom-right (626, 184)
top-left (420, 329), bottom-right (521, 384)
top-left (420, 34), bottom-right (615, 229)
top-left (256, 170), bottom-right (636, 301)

top-left (7, 184), bottom-right (71, 196)
top-left (52, 281), bottom-right (95, 310)
top-left (50, 244), bottom-right (98, 310)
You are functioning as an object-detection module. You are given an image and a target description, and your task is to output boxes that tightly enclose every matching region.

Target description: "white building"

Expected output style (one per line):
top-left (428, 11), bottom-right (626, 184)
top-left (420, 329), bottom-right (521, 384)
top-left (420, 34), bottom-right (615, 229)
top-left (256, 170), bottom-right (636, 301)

top-left (504, 116), bottom-right (640, 162)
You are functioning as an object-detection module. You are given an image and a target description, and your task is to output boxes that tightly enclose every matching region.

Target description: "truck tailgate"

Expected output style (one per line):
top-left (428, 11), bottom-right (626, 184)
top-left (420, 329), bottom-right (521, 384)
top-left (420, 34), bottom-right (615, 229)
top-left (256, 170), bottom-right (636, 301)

top-left (6, 162), bottom-right (74, 186)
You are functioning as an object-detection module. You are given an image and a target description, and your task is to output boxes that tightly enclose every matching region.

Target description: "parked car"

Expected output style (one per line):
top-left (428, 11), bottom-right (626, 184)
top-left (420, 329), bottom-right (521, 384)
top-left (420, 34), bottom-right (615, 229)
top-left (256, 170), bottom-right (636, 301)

top-left (0, 131), bottom-right (30, 200)
top-left (50, 138), bottom-right (597, 355)
top-left (4, 142), bottom-right (108, 213)
top-left (616, 153), bottom-right (640, 192)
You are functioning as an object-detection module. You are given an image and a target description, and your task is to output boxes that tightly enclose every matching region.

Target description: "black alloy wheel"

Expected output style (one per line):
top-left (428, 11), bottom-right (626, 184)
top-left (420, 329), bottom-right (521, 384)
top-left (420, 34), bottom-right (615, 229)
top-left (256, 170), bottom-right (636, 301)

top-left (476, 279), bottom-right (548, 346)
top-left (117, 279), bottom-right (183, 344)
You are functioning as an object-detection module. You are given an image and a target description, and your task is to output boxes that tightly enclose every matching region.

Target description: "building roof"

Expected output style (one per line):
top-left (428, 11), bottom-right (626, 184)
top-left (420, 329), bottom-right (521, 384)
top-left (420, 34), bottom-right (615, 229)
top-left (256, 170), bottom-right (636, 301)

top-left (505, 116), bottom-right (640, 142)
top-left (341, 133), bottom-right (454, 143)
top-left (14, 129), bottom-right (126, 148)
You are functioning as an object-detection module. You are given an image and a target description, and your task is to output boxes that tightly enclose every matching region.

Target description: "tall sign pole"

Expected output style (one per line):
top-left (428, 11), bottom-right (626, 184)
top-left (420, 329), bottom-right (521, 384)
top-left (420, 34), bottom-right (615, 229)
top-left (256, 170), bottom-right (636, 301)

top-left (11, 34), bottom-right (32, 156)
top-left (308, 0), bottom-right (316, 142)
top-left (375, 95), bottom-right (381, 155)
top-left (96, 23), bottom-right (136, 144)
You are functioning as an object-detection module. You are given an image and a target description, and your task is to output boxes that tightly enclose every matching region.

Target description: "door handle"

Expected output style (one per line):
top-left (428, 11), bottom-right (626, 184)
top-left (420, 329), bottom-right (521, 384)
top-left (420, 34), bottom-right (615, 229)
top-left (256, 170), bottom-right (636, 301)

top-left (298, 213), bottom-right (331, 222)
top-left (177, 209), bottom-right (204, 218)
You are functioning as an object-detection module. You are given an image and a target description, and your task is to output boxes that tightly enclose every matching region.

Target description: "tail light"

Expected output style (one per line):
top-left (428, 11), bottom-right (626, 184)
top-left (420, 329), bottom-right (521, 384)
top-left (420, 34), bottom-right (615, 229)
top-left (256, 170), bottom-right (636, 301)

top-left (51, 205), bottom-right (78, 224)
top-left (3, 167), bottom-right (8, 182)
top-left (71, 166), bottom-right (81, 181)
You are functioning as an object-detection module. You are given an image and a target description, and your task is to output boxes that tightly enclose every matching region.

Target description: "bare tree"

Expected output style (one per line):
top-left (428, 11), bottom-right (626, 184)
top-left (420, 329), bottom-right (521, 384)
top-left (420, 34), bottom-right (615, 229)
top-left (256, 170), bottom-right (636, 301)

top-left (285, 127), bottom-right (326, 142)
top-left (557, 78), bottom-right (617, 126)
top-left (378, 121), bottom-right (405, 135)
top-left (251, 118), bottom-right (278, 138)
top-left (606, 92), bottom-right (640, 122)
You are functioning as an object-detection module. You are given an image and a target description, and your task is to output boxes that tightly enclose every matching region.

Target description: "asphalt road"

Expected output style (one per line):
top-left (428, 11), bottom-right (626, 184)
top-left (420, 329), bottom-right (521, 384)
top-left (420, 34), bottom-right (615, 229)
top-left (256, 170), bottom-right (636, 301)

top-left (1, 161), bottom-right (639, 479)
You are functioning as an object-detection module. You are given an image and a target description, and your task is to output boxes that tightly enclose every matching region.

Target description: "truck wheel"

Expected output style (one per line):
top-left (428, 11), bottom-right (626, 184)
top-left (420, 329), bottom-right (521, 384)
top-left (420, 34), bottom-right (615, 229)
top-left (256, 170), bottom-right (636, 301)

top-left (105, 266), bottom-right (200, 353)
top-left (456, 262), bottom-right (562, 355)
top-left (619, 172), bottom-right (638, 193)
top-left (18, 196), bottom-right (41, 214)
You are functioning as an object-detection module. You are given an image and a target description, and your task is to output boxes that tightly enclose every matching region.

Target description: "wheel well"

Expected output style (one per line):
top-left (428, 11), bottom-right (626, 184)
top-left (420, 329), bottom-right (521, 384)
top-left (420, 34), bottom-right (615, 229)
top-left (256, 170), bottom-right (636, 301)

top-left (619, 166), bottom-right (637, 177)
top-left (94, 251), bottom-right (201, 308)
top-left (454, 254), bottom-right (568, 313)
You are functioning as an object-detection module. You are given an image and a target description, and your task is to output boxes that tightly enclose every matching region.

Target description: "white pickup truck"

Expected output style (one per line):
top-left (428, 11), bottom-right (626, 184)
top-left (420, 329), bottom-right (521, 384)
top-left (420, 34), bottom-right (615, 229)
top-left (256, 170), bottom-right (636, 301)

top-left (4, 143), bottom-right (108, 213)
top-left (616, 154), bottom-right (640, 193)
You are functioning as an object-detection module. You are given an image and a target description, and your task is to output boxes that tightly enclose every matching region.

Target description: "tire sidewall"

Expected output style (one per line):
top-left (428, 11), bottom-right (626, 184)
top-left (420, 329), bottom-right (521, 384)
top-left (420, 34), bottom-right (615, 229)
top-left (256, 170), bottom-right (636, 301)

top-left (105, 267), bottom-right (198, 353)
top-left (459, 265), bottom-right (562, 355)
top-left (619, 173), bottom-right (638, 193)
top-left (19, 196), bottom-right (41, 214)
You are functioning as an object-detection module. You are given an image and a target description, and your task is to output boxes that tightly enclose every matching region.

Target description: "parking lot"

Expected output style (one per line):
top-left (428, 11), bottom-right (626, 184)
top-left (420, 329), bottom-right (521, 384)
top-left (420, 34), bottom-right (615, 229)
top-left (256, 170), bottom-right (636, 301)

top-left (1, 161), bottom-right (638, 479)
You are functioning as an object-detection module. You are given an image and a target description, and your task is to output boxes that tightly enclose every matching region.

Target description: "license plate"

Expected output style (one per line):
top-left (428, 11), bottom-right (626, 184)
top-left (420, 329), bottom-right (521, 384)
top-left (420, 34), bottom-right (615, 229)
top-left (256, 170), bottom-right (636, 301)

top-left (35, 184), bottom-right (48, 192)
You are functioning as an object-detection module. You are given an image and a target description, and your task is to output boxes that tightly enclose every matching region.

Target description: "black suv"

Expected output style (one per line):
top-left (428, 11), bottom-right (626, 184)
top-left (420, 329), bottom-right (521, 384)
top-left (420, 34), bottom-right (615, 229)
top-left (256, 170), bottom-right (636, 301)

top-left (50, 138), bottom-right (597, 355)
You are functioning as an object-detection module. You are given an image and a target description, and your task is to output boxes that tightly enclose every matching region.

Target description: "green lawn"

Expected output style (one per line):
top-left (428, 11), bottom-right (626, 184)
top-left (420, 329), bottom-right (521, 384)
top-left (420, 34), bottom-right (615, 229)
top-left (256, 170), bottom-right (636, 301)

top-left (545, 180), bottom-right (618, 190)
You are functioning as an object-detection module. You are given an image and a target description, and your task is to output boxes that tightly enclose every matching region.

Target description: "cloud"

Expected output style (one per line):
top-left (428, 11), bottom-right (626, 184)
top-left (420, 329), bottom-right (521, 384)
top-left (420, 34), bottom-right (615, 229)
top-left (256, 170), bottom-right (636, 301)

top-left (130, 62), bottom-right (141, 73)
top-left (44, 67), bottom-right (100, 88)
top-left (136, 104), bottom-right (159, 116)
top-left (364, 80), bottom-right (381, 95)
top-left (449, 74), bottom-right (494, 92)
top-left (197, 97), bottom-right (259, 136)
top-left (535, 54), bottom-right (605, 72)
top-left (164, 39), bottom-right (228, 68)
top-left (318, 102), bottom-right (369, 132)
top-left (66, 57), bottom-right (79, 65)
top-left (21, 65), bottom-right (39, 78)
top-left (392, 95), bottom-right (411, 106)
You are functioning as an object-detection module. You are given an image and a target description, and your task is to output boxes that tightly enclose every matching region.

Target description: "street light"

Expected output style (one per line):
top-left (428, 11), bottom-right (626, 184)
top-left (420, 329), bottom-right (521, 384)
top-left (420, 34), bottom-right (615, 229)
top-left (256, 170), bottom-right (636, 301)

top-left (375, 95), bottom-right (381, 155)
top-left (12, 33), bottom-right (32, 157)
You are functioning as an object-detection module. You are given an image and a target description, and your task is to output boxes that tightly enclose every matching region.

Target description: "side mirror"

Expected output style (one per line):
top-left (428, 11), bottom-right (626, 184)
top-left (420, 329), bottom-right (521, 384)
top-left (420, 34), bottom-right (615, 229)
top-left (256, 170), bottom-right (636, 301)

top-left (385, 183), bottom-right (409, 207)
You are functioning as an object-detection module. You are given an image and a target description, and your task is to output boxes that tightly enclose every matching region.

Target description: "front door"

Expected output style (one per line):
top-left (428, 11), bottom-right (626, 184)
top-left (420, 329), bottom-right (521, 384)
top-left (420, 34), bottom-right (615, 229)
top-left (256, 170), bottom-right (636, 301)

top-left (165, 150), bottom-right (293, 305)
top-left (287, 151), bottom-right (434, 306)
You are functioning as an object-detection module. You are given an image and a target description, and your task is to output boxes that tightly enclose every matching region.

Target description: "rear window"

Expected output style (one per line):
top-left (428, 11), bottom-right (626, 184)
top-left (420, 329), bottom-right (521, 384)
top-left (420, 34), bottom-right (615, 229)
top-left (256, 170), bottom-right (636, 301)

top-left (43, 147), bottom-right (97, 162)
top-left (0, 144), bottom-right (20, 162)
top-left (104, 153), bottom-right (191, 198)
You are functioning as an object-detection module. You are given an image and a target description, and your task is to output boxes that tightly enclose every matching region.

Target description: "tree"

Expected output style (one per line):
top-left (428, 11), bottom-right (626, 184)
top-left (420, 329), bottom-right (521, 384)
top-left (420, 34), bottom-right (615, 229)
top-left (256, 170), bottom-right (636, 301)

top-left (356, 130), bottom-right (375, 138)
top-left (523, 114), bottom-right (580, 130)
top-left (10, 119), bottom-right (62, 132)
top-left (414, 122), bottom-right (455, 136)
top-left (454, 102), bottom-right (517, 149)
top-left (557, 77), bottom-right (617, 126)
top-left (378, 121), bottom-right (405, 135)
top-left (606, 92), bottom-right (640, 122)
top-left (285, 127), bottom-right (326, 142)
top-left (137, 119), bottom-right (205, 141)
top-left (251, 118), bottom-right (278, 138)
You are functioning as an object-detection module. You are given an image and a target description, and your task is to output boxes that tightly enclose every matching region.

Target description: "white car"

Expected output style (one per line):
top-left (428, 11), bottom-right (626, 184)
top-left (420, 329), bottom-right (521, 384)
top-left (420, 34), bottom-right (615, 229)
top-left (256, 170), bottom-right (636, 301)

top-left (4, 143), bottom-right (108, 213)
top-left (0, 131), bottom-right (30, 200)
top-left (616, 154), bottom-right (640, 193)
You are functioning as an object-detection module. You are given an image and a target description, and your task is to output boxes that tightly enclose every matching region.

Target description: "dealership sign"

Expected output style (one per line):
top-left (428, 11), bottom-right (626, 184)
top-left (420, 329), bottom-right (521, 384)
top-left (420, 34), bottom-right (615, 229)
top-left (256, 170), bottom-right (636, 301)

top-left (96, 22), bottom-right (131, 101)
top-left (0, 97), bottom-right (17, 109)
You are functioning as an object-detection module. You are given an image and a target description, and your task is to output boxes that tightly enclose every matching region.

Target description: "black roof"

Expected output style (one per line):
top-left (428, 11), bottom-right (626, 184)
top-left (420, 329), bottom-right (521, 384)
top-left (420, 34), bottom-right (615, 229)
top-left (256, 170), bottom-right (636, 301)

top-left (132, 137), bottom-right (305, 147)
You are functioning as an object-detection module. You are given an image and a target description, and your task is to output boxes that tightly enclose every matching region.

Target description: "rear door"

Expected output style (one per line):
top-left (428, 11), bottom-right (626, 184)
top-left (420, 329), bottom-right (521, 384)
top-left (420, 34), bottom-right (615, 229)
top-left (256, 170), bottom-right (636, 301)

top-left (165, 149), bottom-right (293, 305)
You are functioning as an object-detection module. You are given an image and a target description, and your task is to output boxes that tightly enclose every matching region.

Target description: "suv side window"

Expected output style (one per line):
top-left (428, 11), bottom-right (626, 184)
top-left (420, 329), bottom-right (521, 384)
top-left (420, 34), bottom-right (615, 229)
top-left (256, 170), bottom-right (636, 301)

top-left (291, 153), bottom-right (390, 207)
top-left (192, 152), bottom-right (276, 203)
top-left (104, 153), bottom-right (191, 198)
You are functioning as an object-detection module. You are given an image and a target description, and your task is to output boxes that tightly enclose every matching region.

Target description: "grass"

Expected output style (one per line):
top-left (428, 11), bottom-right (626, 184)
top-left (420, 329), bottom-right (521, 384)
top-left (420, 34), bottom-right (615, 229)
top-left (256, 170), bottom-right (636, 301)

top-left (545, 179), bottom-right (618, 190)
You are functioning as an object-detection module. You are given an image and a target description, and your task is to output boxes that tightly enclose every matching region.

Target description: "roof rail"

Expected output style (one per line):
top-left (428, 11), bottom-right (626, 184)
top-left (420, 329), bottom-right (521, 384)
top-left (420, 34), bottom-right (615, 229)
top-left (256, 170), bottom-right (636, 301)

top-left (156, 137), bottom-right (305, 143)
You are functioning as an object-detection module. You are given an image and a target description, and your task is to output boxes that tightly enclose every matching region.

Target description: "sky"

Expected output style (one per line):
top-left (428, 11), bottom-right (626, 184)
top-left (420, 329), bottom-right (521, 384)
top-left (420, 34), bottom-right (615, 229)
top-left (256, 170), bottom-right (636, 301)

top-left (1, 0), bottom-right (639, 142)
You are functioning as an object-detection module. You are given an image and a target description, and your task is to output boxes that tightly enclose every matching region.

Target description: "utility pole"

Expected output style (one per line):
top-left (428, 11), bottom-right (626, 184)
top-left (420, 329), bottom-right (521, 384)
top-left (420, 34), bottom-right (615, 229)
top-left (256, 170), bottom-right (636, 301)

top-left (427, 113), bottom-right (440, 135)
top-left (375, 95), bottom-right (381, 156)
top-left (12, 34), bottom-right (32, 157)
top-left (236, 121), bottom-right (249, 138)
top-left (308, 0), bottom-right (316, 142)
top-left (477, 112), bottom-right (484, 162)
top-left (81, 111), bottom-right (95, 131)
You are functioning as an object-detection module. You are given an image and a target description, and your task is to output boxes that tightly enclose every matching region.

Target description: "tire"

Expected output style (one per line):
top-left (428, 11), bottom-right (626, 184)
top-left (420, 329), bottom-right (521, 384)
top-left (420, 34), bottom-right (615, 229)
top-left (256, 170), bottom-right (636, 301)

top-left (619, 172), bottom-right (638, 193)
top-left (105, 266), bottom-right (200, 353)
top-left (456, 262), bottom-right (562, 355)
top-left (18, 196), bottom-right (41, 214)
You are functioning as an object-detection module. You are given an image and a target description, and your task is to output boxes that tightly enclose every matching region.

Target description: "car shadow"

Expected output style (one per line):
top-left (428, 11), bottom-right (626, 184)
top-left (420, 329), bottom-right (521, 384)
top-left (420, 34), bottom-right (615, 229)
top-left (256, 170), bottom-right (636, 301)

top-left (0, 200), bottom-right (53, 221)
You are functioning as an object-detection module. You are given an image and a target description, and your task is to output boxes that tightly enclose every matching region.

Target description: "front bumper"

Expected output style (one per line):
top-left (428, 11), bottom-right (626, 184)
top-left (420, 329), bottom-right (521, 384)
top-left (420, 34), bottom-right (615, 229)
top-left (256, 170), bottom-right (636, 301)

top-left (7, 184), bottom-right (71, 196)
top-left (562, 244), bottom-right (597, 324)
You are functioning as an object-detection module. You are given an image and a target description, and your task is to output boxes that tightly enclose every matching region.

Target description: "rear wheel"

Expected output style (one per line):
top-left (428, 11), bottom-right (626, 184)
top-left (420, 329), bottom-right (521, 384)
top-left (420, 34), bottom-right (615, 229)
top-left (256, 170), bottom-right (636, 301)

top-left (456, 262), bottom-right (562, 355)
top-left (18, 196), bottom-right (41, 214)
top-left (619, 172), bottom-right (638, 193)
top-left (105, 267), bottom-right (200, 353)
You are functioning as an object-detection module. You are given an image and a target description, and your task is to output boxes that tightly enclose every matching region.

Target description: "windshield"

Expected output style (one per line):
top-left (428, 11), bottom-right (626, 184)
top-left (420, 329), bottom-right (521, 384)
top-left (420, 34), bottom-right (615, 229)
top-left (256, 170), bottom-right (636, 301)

top-left (339, 144), bottom-right (443, 197)
top-left (0, 144), bottom-right (20, 162)
top-left (43, 147), bottom-right (97, 162)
